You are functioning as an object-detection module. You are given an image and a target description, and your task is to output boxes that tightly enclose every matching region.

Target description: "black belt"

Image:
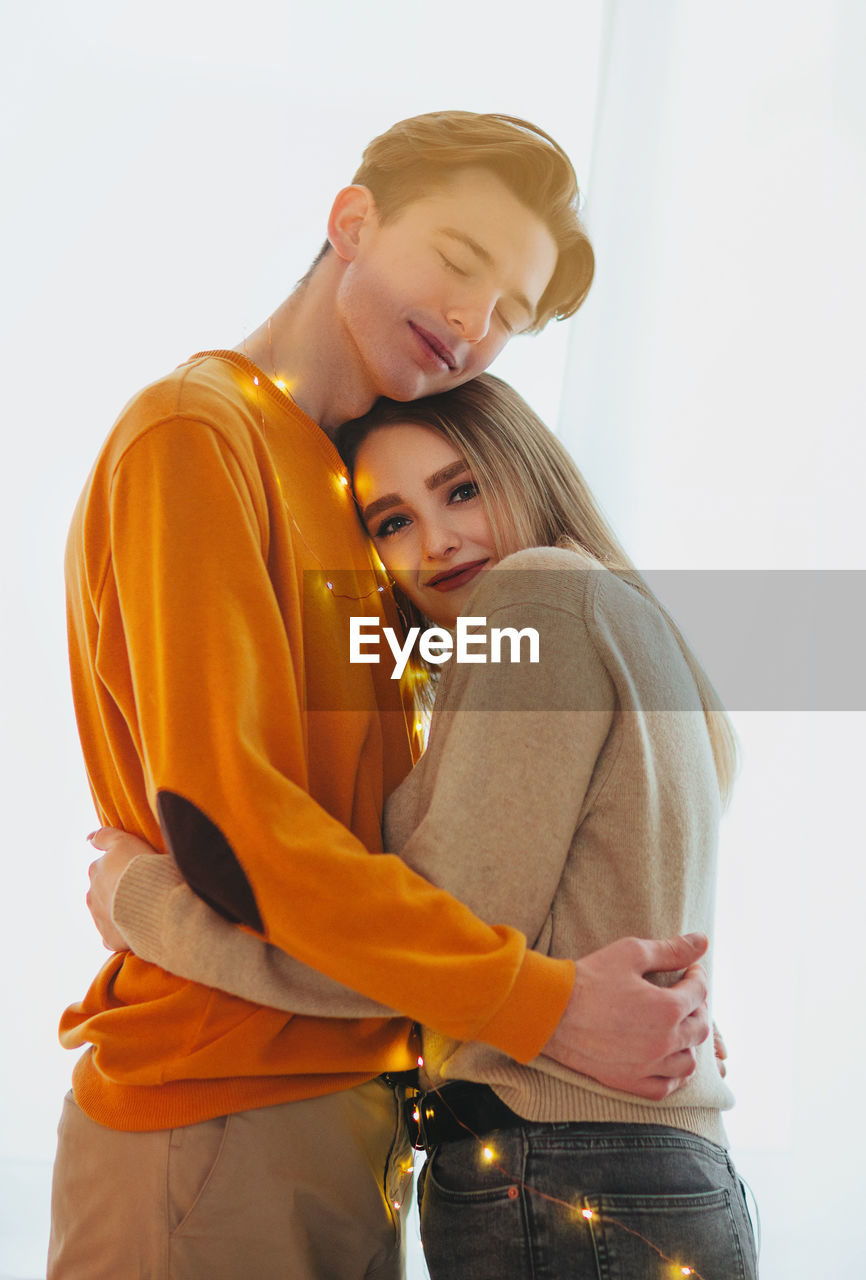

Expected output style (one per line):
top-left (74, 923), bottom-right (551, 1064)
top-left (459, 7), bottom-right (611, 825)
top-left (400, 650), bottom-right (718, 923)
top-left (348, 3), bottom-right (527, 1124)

top-left (404, 1080), bottom-right (525, 1152)
top-left (380, 1068), bottom-right (421, 1089)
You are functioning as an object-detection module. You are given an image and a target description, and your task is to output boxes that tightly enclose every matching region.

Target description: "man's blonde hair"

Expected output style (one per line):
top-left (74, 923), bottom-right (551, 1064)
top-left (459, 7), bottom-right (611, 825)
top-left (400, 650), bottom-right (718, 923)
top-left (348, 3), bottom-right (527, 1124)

top-left (305, 111), bottom-right (594, 330)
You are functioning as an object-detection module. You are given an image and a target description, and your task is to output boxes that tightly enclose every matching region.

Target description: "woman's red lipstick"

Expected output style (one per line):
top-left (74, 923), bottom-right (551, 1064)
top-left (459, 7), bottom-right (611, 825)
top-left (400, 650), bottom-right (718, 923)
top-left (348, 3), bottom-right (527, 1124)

top-left (427, 559), bottom-right (489, 592)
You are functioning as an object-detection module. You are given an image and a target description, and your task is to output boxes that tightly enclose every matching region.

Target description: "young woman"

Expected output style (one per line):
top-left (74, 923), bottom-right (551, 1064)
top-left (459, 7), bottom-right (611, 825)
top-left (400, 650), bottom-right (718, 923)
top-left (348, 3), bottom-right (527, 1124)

top-left (88, 374), bottom-right (757, 1279)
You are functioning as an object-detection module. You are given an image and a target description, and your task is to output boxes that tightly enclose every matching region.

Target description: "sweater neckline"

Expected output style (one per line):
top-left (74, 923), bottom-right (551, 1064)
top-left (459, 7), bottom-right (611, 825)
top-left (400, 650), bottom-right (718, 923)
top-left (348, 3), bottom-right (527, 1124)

top-left (185, 349), bottom-right (349, 480)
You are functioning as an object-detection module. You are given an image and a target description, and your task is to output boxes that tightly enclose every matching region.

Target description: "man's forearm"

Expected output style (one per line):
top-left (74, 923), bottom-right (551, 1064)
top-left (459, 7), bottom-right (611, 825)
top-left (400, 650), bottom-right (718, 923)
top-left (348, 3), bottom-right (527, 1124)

top-left (113, 853), bottom-right (395, 1018)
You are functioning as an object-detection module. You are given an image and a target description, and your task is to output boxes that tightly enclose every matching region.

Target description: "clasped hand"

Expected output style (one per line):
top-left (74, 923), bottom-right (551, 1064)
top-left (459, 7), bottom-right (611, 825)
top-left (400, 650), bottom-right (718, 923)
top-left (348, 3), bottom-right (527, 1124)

top-left (543, 932), bottom-right (713, 1100)
top-left (86, 830), bottom-right (723, 1102)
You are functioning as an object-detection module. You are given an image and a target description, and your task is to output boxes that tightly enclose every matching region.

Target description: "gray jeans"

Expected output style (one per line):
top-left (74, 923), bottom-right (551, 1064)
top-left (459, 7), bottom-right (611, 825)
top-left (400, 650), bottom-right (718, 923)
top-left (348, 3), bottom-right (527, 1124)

top-left (418, 1121), bottom-right (758, 1280)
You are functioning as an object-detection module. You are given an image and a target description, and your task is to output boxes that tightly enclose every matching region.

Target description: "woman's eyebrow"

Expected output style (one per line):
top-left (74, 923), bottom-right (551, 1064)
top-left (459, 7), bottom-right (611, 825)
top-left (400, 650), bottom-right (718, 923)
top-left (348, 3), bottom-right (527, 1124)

top-left (362, 492), bottom-right (403, 523)
top-left (425, 459), bottom-right (472, 491)
top-left (361, 461), bottom-right (471, 524)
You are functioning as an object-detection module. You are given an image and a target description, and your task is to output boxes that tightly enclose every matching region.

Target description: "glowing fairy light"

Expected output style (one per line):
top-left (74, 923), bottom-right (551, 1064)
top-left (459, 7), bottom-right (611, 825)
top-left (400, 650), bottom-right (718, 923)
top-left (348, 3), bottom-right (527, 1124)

top-left (244, 365), bottom-right (395, 605)
top-left (393, 1078), bottom-right (715, 1279)
top-left (245, 333), bottom-right (716, 1280)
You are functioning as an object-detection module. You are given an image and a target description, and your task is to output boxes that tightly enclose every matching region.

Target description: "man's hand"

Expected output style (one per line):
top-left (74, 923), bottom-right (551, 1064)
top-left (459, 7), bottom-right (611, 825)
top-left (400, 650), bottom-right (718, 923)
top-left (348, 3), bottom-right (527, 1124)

top-left (86, 827), bottom-right (154, 951)
top-left (542, 933), bottom-right (711, 1101)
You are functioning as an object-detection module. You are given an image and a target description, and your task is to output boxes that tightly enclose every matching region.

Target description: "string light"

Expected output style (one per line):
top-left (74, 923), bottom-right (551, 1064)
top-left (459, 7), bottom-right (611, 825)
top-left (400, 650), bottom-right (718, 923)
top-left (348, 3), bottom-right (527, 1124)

top-left (278, 443), bottom-right (388, 601)
top-left (413, 1080), bottom-right (706, 1280)
top-left (244, 329), bottom-right (706, 1280)
top-left (240, 343), bottom-right (393, 605)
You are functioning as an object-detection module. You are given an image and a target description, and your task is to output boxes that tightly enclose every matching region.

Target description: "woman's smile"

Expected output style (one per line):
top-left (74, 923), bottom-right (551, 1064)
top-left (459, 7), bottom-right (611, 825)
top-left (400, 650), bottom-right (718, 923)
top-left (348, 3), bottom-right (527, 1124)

top-left (353, 422), bottom-right (503, 628)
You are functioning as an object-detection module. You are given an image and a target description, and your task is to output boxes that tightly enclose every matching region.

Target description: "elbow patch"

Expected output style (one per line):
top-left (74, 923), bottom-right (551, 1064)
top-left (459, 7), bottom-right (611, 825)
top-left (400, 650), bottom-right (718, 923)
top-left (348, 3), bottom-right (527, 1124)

top-left (156, 790), bottom-right (264, 932)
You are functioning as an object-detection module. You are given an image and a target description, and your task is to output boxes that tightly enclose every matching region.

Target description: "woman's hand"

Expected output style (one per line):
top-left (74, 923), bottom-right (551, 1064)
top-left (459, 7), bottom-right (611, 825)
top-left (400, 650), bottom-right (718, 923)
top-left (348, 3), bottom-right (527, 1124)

top-left (86, 827), bottom-right (158, 952)
top-left (713, 1022), bottom-right (728, 1078)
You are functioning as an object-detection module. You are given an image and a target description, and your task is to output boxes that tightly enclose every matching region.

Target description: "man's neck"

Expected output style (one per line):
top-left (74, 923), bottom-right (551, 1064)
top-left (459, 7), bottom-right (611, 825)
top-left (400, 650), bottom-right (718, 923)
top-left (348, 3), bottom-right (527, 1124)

top-left (235, 258), bottom-right (377, 438)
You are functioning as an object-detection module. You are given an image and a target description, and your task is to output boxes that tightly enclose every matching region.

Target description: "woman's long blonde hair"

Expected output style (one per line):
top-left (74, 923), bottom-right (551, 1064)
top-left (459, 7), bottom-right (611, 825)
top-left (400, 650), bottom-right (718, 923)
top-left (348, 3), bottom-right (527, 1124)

top-left (338, 374), bottom-right (737, 803)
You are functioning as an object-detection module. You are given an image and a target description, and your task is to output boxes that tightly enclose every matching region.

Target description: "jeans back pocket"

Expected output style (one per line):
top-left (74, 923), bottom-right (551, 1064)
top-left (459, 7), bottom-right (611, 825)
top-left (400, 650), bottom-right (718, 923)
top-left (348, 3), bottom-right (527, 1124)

top-left (583, 1185), bottom-right (754, 1280)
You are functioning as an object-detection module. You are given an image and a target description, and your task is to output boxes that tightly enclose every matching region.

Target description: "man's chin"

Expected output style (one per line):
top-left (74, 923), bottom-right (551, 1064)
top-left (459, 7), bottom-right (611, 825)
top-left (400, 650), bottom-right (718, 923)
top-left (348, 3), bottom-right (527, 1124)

top-left (383, 366), bottom-right (481, 404)
top-left (376, 369), bottom-right (451, 404)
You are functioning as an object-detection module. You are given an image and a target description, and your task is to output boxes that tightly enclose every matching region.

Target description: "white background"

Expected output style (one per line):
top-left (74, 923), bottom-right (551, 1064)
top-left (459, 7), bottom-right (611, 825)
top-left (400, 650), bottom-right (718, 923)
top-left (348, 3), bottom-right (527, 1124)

top-left (1, 2), bottom-right (863, 1276)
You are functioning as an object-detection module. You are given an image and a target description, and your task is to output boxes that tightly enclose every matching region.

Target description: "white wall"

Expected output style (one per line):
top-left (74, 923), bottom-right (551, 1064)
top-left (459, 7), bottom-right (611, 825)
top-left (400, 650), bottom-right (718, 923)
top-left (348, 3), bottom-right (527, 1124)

top-left (559, 2), bottom-right (866, 1275)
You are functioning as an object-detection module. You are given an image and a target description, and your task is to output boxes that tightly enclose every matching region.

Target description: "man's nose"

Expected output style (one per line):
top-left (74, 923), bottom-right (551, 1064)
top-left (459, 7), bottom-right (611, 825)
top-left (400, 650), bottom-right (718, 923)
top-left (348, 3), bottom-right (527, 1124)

top-left (446, 292), bottom-right (496, 344)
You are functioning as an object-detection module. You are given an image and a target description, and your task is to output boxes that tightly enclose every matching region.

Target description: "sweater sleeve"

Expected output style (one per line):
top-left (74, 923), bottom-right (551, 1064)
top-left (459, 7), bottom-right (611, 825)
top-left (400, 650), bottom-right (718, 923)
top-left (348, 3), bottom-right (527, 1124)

top-left (111, 567), bottom-right (616, 1024)
top-left (113, 854), bottom-right (395, 1018)
top-left (103, 421), bottom-right (574, 1061)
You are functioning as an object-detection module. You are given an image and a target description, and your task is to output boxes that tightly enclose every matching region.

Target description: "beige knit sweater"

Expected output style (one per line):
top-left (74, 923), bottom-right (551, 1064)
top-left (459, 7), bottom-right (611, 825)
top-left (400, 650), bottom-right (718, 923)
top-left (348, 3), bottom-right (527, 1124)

top-left (113, 546), bottom-right (734, 1144)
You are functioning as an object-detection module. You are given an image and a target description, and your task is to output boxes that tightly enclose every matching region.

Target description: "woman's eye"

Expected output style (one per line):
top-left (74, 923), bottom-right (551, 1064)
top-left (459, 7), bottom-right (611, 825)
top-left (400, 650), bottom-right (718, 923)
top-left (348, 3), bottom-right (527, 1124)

top-left (373, 514), bottom-right (410, 539)
top-left (449, 481), bottom-right (480, 504)
top-left (439, 253), bottom-right (469, 277)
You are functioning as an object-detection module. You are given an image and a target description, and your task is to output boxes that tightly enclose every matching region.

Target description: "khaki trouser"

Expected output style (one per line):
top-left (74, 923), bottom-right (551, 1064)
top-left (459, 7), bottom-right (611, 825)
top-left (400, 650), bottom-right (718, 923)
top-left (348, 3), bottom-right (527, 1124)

top-left (47, 1079), bottom-right (414, 1280)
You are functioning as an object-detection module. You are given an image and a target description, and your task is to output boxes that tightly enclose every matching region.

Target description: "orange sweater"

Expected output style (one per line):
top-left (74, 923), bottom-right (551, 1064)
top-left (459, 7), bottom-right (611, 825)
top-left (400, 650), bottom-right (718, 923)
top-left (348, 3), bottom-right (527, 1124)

top-left (62, 351), bottom-right (574, 1130)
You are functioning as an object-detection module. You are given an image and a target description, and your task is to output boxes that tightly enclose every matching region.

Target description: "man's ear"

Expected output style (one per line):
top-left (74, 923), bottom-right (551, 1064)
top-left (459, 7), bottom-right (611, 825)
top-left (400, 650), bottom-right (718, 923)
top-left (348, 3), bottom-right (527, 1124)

top-left (327, 185), bottom-right (378, 262)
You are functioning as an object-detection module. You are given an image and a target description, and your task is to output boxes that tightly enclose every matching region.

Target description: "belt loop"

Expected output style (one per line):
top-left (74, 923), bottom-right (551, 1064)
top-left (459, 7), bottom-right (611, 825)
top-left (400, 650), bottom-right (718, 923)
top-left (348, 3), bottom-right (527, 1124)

top-left (405, 1089), bottom-right (428, 1151)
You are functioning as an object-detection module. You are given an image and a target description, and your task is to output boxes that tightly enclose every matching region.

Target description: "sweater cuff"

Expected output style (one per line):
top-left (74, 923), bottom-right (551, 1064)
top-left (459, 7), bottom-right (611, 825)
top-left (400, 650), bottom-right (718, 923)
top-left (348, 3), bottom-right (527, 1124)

top-left (472, 952), bottom-right (575, 1064)
top-left (112, 854), bottom-right (184, 960)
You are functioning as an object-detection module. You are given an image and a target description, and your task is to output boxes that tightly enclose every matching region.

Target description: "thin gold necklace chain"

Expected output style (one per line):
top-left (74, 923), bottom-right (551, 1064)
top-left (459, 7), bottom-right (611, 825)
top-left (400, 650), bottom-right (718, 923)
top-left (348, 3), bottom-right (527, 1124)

top-left (241, 331), bottom-right (392, 603)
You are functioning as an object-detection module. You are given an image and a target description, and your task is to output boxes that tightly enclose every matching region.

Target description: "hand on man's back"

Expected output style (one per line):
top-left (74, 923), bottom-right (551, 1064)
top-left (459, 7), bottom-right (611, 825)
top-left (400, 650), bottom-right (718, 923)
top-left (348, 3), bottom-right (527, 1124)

top-left (542, 932), bottom-right (711, 1100)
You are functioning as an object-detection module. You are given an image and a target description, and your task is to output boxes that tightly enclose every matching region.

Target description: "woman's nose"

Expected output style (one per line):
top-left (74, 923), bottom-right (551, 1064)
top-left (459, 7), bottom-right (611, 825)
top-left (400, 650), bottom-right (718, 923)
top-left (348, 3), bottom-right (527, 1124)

top-left (421, 520), bottom-right (461, 561)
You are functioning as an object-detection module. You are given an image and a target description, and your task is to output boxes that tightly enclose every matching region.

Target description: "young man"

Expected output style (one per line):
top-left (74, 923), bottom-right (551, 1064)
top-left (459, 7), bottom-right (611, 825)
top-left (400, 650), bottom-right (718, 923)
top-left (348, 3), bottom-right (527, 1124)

top-left (53, 112), bottom-right (711, 1279)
